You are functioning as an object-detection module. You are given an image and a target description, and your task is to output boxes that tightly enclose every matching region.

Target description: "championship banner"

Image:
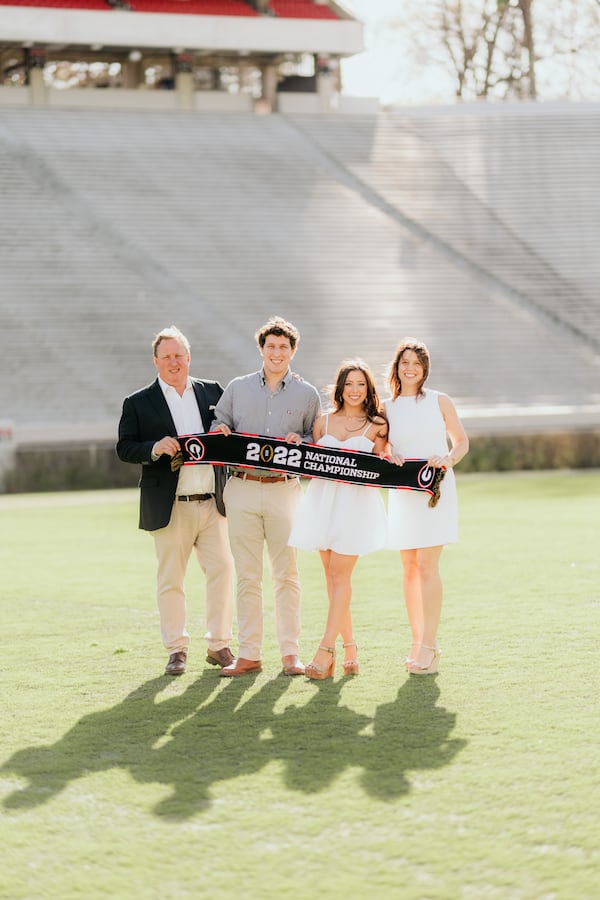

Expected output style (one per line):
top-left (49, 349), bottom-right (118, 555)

top-left (172, 432), bottom-right (446, 507)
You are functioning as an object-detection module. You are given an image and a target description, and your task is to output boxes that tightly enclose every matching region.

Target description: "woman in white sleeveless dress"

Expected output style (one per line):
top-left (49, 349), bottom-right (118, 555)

top-left (385, 339), bottom-right (469, 675)
top-left (289, 360), bottom-right (389, 679)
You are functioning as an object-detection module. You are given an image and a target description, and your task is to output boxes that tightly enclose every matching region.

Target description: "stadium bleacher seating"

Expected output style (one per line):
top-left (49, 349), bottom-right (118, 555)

top-left (291, 108), bottom-right (600, 351)
top-left (0, 0), bottom-right (110, 8)
top-left (0, 0), bottom-right (258, 10)
top-left (0, 0), bottom-right (339, 13)
top-left (0, 104), bottom-right (598, 440)
top-left (269, 1), bottom-right (339, 19)
top-left (128, 0), bottom-right (257, 14)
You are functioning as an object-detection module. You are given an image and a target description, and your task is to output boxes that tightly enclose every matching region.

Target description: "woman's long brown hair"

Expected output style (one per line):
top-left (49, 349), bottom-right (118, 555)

top-left (332, 359), bottom-right (383, 422)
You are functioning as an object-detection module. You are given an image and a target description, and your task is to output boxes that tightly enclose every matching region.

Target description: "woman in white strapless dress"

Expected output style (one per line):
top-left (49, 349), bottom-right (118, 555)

top-left (385, 339), bottom-right (469, 675)
top-left (288, 359), bottom-right (389, 679)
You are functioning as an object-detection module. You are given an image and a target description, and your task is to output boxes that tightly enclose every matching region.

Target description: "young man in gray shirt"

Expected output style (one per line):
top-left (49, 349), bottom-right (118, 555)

top-left (212, 316), bottom-right (321, 676)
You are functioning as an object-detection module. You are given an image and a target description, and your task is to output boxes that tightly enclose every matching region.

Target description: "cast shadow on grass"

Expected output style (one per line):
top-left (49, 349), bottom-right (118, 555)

top-left (276, 676), bottom-right (466, 800)
top-left (359, 676), bottom-right (467, 800)
top-left (1, 672), bottom-right (466, 819)
top-left (1, 673), bottom-right (223, 814)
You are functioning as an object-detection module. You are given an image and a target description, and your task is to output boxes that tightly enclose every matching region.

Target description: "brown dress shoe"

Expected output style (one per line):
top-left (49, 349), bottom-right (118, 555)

top-left (282, 654), bottom-right (305, 676)
top-left (220, 657), bottom-right (262, 677)
top-left (206, 647), bottom-right (234, 668)
top-left (165, 650), bottom-right (187, 676)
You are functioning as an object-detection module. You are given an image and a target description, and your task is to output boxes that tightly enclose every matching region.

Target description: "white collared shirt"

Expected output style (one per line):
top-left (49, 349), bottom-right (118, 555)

top-left (158, 376), bottom-right (215, 496)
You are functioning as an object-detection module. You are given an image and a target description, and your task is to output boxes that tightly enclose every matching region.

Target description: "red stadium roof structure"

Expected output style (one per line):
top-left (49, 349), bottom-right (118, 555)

top-left (0, 0), bottom-right (346, 13)
top-left (0, 0), bottom-right (367, 113)
top-left (0, 0), bottom-right (260, 12)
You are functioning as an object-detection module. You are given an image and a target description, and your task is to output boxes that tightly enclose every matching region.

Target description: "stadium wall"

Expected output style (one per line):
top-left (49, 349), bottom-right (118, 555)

top-left (0, 77), bottom-right (375, 114)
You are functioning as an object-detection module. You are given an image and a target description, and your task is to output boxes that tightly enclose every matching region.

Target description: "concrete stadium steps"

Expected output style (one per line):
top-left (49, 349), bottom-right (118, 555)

top-left (0, 106), bottom-right (599, 437)
top-left (287, 105), bottom-right (600, 349)
top-left (408, 105), bottom-right (600, 297)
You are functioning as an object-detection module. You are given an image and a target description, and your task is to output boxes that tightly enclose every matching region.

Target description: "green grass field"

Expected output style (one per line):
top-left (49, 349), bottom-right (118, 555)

top-left (1, 471), bottom-right (599, 899)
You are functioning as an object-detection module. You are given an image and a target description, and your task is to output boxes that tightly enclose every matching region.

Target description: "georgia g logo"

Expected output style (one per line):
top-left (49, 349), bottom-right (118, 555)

top-left (417, 463), bottom-right (436, 489)
top-left (183, 437), bottom-right (206, 462)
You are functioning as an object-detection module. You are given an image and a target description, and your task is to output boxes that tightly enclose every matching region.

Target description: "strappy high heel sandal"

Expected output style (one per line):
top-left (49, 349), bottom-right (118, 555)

top-left (405, 641), bottom-right (421, 670)
top-left (306, 645), bottom-right (335, 680)
top-left (342, 641), bottom-right (359, 676)
top-left (407, 644), bottom-right (441, 675)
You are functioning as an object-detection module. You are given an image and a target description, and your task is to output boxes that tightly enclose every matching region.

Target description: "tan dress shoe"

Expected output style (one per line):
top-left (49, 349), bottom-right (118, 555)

top-left (220, 657), bottom-right (262, 677)
top-left (165, 650), bottom-right (187, 676)
top-left (282, 654), bottom-right (306, 676)
top-left (206, 647), bottom-right (234, 668)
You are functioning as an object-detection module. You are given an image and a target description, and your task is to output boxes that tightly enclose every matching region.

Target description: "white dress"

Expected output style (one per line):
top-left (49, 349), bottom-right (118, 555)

top-left (385, 389), bottom-right (458, 550)
top-left (288, 422), bottom-right (387, 556)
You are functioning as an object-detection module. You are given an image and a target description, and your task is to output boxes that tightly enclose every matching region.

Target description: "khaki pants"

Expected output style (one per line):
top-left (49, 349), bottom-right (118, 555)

top-left (152, 497), bottom-right (234, 653)
top-left (223, 476), bottom-right (302, 659)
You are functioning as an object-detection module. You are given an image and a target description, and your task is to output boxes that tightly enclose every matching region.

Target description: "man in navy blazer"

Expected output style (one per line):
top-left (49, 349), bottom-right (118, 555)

top-left (117, 326), bottom-right (234, 676)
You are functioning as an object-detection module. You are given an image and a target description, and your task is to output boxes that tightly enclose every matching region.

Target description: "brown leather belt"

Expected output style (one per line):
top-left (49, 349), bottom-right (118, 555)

top-left (177, 493), bottom-right (213, 502)
top-left (232, 472), bottom-right (295, 484)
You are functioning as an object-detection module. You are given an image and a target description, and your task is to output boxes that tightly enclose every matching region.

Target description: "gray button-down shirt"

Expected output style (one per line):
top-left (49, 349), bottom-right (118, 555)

top-left (213, 369), bottom-right (321, 446)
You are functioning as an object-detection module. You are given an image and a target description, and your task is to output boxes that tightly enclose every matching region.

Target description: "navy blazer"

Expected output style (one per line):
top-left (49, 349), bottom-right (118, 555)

top-left (116, 377), bottom-right (227, 531)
